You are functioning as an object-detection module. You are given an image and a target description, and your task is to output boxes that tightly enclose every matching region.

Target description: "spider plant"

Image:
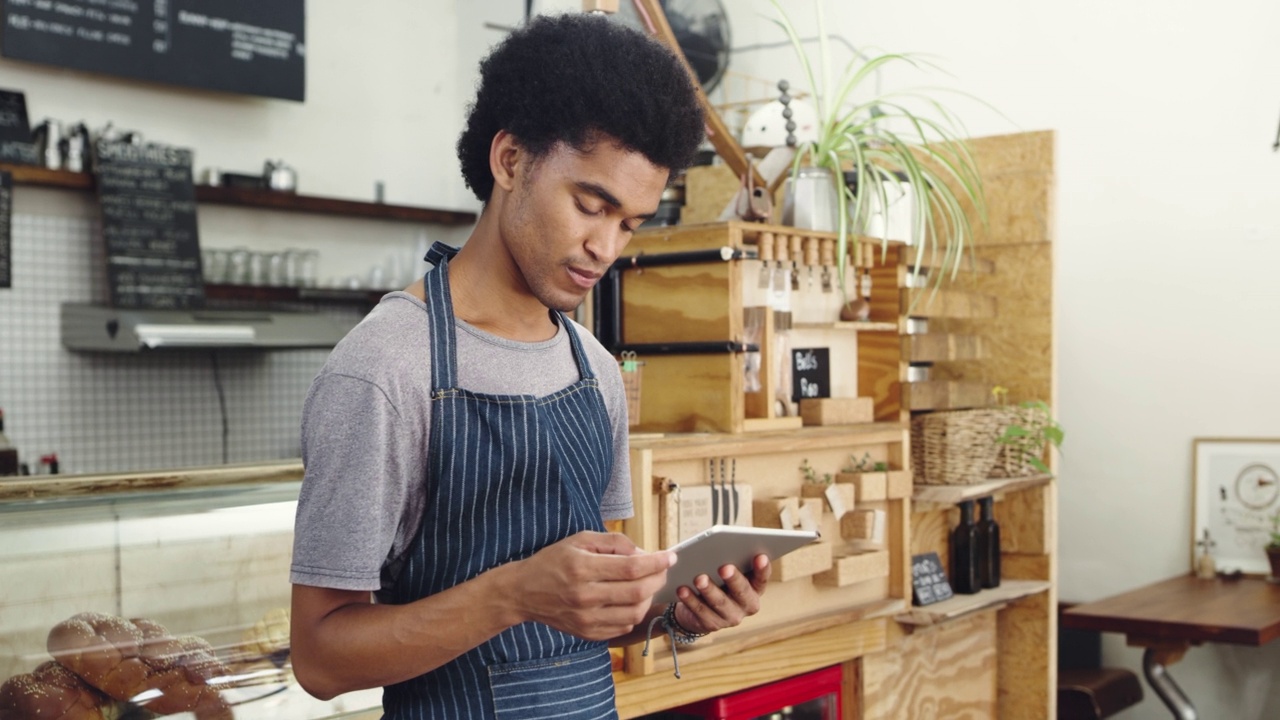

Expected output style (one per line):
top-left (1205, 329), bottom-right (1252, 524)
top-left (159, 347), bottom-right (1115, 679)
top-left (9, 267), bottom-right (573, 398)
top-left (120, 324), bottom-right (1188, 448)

top-left (768, 0), bottom-right (989, 295)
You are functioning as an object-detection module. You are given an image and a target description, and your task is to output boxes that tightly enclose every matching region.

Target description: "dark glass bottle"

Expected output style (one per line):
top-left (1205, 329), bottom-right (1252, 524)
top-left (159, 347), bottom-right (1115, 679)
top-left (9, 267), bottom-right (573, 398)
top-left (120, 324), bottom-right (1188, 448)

top-left (951, 500), bottom-right (981, 594)
top-left (977, 495), bottom-right (1002, 588)
top-left (0, 409), bottom-right (18, 477)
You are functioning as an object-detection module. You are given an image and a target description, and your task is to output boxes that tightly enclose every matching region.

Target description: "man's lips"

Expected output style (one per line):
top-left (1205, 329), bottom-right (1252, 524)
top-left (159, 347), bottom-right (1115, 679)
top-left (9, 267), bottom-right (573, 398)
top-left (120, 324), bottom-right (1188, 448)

top-left (567, 266), bottom-right (602, 289)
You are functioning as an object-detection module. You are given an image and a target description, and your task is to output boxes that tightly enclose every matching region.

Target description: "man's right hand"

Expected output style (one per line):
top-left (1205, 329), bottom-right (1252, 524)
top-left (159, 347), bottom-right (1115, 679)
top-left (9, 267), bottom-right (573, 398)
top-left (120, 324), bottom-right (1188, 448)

top-left (510, 531), bottom-right (675, 641)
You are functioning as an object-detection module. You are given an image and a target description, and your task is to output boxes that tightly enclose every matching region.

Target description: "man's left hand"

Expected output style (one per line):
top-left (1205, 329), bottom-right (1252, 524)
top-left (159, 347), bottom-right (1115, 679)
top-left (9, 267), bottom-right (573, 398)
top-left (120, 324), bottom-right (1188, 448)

top-left (672, 554), bottom-right (770, 634)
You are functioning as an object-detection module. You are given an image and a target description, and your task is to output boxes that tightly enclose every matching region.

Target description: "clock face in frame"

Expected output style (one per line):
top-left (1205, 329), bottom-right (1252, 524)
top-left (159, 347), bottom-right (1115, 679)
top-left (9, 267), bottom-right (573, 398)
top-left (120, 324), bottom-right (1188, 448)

top-left (1234, 463), bottom-right (1280, 510)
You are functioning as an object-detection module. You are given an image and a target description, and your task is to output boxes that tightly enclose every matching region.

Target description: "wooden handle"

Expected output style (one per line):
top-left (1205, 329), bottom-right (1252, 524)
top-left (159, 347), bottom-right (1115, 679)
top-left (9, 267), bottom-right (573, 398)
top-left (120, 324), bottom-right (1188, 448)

top-left (789, 235), bottom-right (803, 262)
top-left (774, 233), bottom-right (790, 263)
top-left (804, 237), bottom-right (820, 267)
top-left (820, 238), bottom-right (834, 267)
top-left (758, 232), bottom-right (774, 262)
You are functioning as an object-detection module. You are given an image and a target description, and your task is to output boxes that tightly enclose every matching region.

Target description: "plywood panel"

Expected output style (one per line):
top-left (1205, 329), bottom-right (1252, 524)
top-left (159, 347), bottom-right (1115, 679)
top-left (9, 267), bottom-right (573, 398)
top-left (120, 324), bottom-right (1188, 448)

top-left (902, 380), bottom-right (991, 411)
top-left (682, 164), bottom-right (742, 225)
top-left (929, 243), bottom-right (1053, 408)
top-left (995, 483), bottom-right (1052, 555)
top-left (904, 288), bottom-right (997, 319)
top-left (621, 262), bottom-right (739, 344)
top-left (635, 354), bottom-right (741, 433)
top-left (861, 611), bottom-right (999, 720)
top-left (857, 331), bottom-right (904, 422)
top-left (905, 333), bottom-right (986, 362)
top-left (998, 589), bottom-right (1056, 720)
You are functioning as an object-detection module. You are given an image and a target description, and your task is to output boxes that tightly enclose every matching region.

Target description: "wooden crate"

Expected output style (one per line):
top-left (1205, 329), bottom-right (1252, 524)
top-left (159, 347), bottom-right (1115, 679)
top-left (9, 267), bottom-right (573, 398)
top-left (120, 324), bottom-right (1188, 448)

top-left (620, 425), bottom-right (911, 677)
top-left (622, 221), bottom-right (893, 434)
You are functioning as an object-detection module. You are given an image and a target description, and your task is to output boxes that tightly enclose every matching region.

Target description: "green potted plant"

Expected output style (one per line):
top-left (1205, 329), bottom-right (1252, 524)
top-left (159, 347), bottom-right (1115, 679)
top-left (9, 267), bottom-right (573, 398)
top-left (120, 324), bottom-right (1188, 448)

top-left (991, 389), bottom-right (1064, 477)
top-left (1267, 511), bottom-right (1280, 580)
top-left (768, 0), bottom-right (990, 298)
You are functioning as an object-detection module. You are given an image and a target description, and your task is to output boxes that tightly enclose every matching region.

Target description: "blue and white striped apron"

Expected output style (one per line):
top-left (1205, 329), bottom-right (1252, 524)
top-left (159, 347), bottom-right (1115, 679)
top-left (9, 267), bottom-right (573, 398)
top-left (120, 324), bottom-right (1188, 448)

top-left (381, 242), bottom-right (619, 720)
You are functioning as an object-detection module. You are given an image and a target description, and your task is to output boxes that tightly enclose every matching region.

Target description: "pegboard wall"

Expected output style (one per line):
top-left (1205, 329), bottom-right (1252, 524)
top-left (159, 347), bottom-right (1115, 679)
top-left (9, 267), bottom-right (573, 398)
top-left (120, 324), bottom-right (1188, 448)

top-left (0, 214), bottom-right (362, 475)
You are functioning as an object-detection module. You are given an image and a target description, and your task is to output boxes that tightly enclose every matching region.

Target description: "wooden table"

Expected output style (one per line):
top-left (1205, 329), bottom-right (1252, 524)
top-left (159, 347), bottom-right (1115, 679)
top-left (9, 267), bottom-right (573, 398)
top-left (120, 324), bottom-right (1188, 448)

top-left (1062, 573), bottom-right (1280, 719)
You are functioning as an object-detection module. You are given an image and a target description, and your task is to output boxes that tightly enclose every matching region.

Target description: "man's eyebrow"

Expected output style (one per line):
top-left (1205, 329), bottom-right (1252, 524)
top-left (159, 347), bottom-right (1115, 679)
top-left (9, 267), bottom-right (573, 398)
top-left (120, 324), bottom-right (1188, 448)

top-left (575, 181), bottom-right (657, 220)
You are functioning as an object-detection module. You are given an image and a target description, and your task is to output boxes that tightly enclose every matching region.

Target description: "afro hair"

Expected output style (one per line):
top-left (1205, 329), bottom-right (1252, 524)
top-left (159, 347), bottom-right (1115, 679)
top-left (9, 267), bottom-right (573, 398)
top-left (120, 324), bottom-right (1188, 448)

top-left (456, 13), bottom-right (706, 202)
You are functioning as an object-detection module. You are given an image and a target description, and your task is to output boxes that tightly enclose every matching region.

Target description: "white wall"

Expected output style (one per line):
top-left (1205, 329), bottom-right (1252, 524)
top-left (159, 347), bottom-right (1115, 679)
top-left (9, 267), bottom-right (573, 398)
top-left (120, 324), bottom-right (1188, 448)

top-left (1, 0), bottom-right (475, 284)
top-left (725, 1), bottom-right (1280, 718)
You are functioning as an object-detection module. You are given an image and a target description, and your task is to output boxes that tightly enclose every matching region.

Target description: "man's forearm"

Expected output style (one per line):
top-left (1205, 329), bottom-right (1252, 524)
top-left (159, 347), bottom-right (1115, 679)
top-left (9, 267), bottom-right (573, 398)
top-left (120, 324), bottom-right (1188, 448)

top-left (292, 562), bottom-right (523, 699)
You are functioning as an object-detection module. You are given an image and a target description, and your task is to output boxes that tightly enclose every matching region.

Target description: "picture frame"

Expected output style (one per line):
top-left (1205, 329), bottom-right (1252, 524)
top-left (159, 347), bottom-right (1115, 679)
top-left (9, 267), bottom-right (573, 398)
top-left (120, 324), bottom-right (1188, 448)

top-left (1192, 438), bottom-right (1280, 575)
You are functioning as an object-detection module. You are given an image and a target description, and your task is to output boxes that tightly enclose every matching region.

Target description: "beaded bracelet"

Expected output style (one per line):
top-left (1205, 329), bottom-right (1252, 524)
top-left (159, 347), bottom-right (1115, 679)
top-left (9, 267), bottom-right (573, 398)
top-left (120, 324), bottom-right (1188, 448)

top-left (642, 602), bottom-right (708, 679)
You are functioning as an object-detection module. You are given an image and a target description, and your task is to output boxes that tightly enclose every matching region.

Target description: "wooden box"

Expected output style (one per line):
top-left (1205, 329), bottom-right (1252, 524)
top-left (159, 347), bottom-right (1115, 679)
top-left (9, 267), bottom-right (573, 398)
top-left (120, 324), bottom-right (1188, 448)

top-left (621, 425), bottom-right (910, 678)
top-left (814, 550), bottom-right (891, 587)
top-left (621, 221), bottom-right (882, 434)
top-left (774, 540), bottom-right (835, 582)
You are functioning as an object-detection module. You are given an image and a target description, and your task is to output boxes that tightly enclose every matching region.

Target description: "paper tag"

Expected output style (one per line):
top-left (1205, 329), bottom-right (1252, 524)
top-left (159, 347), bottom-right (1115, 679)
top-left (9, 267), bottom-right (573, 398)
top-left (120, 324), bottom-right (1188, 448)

top-left (825, 485), bottom-right (848, 519)
top-left (871, 509), bottom-right (887, 544)
top-left (797, 502), bottom-right (819, 532)
top-left (778, 506), bottom-right (798, 531)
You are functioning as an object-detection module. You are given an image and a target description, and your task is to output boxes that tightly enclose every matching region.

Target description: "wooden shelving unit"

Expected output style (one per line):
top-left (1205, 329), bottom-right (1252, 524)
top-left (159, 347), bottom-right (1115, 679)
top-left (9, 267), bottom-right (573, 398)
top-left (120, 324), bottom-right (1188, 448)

top-left (912, 474), bottom-right (1054, 508)
top-left (0, 161), bottom-right (476, 225)
top-left (855, 130), bottom-right (1057, 720)
top-left (203, 283), bottom-right (393, 306)
top-left (895, 580), bottom-right (1052, 627)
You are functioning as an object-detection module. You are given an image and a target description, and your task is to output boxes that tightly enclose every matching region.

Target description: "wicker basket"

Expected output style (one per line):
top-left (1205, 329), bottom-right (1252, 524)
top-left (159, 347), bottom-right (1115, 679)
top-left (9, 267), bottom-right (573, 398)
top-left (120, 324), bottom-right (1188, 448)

top-left (989, 406), bottom-right (1049, 478)
top-left (911, 408), bottom-right (1011, 485)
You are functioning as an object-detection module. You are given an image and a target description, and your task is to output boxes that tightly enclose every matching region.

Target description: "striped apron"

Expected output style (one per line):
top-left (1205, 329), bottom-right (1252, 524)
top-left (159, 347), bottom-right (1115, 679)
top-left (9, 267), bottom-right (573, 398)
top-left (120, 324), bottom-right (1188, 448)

top-left (381, 242), bottom-right (619, 720)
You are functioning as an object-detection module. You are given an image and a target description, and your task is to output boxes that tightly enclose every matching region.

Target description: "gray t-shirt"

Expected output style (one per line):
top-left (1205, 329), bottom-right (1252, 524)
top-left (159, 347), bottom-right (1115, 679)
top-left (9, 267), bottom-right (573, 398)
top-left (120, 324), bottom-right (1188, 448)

top-left (290, 291), bottom-right (633, 593)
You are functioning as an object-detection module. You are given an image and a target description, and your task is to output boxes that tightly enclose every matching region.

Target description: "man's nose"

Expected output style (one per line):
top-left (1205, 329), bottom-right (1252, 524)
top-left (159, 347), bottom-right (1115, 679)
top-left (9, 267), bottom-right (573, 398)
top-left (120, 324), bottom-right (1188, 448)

top-left (584, 225), bottom-right (628, 265)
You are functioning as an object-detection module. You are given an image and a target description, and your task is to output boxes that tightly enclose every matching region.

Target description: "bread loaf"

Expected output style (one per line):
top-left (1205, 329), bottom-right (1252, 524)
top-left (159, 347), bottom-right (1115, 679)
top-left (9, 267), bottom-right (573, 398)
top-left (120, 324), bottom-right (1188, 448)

top-left (47, 613), bottom-right (231, 720)
top-left (0, 661), bottom-right (120, 720)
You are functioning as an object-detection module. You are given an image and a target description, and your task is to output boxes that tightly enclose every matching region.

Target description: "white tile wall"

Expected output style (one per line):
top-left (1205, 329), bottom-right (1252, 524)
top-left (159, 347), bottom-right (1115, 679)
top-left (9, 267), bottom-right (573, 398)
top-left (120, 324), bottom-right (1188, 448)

top-left (0, 213), bottom-right (365, 474)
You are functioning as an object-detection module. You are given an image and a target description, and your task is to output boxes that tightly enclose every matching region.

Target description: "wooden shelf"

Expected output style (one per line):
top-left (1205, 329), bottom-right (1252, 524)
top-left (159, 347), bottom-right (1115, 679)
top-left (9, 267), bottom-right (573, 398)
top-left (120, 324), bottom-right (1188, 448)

top-left (912, 474), bottom-right (1053, 507)
top-left (0, 162), bottom-right (476, 225)
top-left (204, 283), bottom-right (392, 306)
top-left (895, 580), bottom-right (1051, 627)
top-left (794, 320), bottom-right (900, 332)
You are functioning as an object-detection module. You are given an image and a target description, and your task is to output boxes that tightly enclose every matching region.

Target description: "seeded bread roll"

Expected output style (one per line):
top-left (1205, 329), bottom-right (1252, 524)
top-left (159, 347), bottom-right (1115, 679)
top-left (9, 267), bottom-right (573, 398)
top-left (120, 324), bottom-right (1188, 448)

top-left (0, 661), bottom-right (120, 720)
top-left (46, 613), bottom-right (231, 720)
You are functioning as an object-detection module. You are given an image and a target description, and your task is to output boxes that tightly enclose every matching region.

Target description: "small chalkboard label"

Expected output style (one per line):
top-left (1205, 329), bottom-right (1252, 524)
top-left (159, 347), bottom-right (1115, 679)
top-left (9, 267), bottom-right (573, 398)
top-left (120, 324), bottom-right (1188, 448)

top-left (791, 347), bottom-right (830, 402)
top-left (911, 551), bottom-right (954, 606)
top-left (0, 170), bottom-right (11, 289)
top-left (0, 89), bottom-right (38, 165)
top-left (94, 140), bottom-right (204, 309)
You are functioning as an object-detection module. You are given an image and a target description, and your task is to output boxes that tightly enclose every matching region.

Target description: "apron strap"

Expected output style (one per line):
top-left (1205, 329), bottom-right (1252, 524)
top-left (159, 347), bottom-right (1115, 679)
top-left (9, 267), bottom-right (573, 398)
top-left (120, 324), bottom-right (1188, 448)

top-left (423, 243), bottom-right (460, 390)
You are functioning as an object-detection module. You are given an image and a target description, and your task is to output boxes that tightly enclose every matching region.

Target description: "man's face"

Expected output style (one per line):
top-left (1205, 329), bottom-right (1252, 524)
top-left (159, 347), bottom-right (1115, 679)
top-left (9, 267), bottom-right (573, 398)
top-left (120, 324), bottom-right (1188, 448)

top-left (499, 137), bottom-right (668, 313)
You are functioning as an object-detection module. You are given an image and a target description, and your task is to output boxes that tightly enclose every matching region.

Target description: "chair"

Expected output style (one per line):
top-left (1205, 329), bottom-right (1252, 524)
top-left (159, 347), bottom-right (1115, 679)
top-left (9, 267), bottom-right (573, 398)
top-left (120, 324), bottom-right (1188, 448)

top-left (1057, 603), bottom-right (1144, 720)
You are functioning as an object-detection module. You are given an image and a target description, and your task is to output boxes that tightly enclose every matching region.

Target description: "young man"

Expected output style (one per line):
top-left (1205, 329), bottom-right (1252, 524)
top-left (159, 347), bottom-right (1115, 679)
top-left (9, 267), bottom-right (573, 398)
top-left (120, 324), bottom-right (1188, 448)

top-left (289, 13), bottom-right (771, 719)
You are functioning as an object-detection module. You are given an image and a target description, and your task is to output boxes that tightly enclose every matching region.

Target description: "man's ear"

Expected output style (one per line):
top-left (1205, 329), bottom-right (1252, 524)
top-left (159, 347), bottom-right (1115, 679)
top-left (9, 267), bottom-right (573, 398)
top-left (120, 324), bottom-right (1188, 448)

top-left (489, 130), bottom-right (521, 194)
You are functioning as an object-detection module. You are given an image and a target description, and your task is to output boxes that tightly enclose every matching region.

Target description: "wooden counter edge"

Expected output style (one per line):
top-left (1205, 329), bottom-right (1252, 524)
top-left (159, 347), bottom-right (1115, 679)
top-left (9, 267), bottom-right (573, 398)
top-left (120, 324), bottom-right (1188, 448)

top-left (614, 616), bottom-right (888, 718)
top-left (0, 460), bottom-right (304, 502)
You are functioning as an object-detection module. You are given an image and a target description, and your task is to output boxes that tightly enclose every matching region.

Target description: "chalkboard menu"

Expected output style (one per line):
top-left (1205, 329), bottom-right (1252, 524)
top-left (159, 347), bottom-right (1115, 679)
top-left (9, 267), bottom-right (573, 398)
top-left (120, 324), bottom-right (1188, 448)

top-left (0, 89), bottom-right (39, 165)
top-left (791, 347), bottom-right (831, 402)
top-left (911, 552), bottom-right (954, 606)
top-left (95, 140), bottom-right (203, 309)
top-left (0, 171), bottom-right (11, 289)
top-left (2, 1), bottom-right (305, 102)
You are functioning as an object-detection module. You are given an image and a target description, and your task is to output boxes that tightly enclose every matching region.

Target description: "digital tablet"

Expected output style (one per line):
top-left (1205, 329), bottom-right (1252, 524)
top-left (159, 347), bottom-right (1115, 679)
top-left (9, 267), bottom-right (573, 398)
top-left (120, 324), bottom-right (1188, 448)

top-left (655, 525), bottom-right (821, 605)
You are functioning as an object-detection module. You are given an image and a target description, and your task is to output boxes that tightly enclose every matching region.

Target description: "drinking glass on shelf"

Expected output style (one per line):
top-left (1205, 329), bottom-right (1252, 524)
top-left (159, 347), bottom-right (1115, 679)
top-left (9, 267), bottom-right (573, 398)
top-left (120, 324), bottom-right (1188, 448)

top-left (300, 250), bottom-right (319, 287)
top-left (266, 252), bottom-right (288, 287)
top-left (226, 247), bottom-right (251, 285)
top-left (247, 251), bottom-right (268, 286)
top-left (201, 249), bottom-right (228, 284)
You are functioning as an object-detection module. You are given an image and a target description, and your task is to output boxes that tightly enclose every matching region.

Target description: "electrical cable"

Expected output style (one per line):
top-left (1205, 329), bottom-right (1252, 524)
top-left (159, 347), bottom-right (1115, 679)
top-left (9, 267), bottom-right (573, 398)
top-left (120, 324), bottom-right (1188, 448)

top-left (209, 352), bottom-right (229, 464)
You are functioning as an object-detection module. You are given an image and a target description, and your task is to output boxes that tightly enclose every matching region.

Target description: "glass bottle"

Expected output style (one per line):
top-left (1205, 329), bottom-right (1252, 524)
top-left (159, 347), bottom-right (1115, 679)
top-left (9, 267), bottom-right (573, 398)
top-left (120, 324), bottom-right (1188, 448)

top-left (951, 500), bottom-right (981, 594)
top-left (0, 409), bottom-right (18, 477)
top-left (977, 496), bottom-right (1002, 588)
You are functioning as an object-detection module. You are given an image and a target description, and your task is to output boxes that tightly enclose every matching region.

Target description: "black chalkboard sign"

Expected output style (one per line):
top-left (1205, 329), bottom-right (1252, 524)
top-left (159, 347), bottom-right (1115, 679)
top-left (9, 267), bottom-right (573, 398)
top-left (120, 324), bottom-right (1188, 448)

top-left (911, 552), bottom-right (954, 606)
top-left (0, 171), bottom-right (11, 289)
top-left (2, 1), bottom-right (305, 102)
top-left (94, 140), bottom-right (203, 309)
top-left (791, 347), bottom-right (831, 402)
top-left (0, 89), bottom-right (39, 165)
